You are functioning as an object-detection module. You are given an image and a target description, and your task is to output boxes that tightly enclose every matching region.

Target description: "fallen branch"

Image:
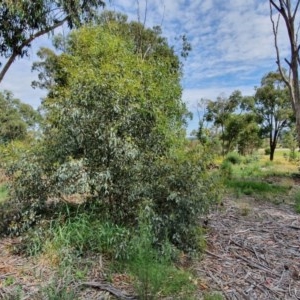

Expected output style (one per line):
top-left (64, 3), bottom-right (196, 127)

top-left (234, 252), bottom-right (280, 277)
top-left (204, 249), bottom-right (223, 259)
top-left (80, 281), bottom-right (138, 300)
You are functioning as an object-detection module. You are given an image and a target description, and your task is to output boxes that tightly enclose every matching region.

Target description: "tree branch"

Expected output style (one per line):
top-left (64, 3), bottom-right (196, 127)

top-left (270, 0), bottom-right (283, 14)
top-left (269, 1), bottom-right (295, 109)
top-left (0, 16), bottom-right (68, 83)
top-left (292, 0), bottom-right (300, 20)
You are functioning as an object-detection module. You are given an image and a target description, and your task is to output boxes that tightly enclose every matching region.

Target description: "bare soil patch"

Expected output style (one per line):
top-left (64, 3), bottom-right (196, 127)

top-left (197, 197), bottom-right (300, 299)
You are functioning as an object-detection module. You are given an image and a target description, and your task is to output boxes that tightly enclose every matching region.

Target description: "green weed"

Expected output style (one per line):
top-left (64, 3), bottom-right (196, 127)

top-left (224, 152), bottom-right (242, 165)
top-left (203, 292), bottom-right (224, 300)
top-left (125, 205), bottom-right (196, 299)
top-left (42, 281), bottom-right (77, 300)
top-left (294, 191), bottom-right (300, 213)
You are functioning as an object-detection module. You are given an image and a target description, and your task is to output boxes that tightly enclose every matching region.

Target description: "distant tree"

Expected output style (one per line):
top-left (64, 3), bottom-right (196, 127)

top-left (0, 0), bottom-right (105, 83)
top-left (269, 1), bottom-right (300, 143)
top-left (0, 90), bottom-right (40, 143)
top-left (204, 91), bottom-right (243, 156)
top-left (254, 71), bottom-right (292, 161)
top-left (236, 114), bottom-right (262, 155)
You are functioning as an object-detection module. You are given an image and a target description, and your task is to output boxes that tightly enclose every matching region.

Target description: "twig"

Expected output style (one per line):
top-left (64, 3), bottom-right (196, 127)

top-left (206, 270), bottom-right (230, 300)
top-left (234, 252), bottom-right (280, 277)
top-left (0, 272), bottom-right (16, 279)
top-left (287, 225), bottom-right (300, 230)
top-left (204, 249), bottom-right (223, 259)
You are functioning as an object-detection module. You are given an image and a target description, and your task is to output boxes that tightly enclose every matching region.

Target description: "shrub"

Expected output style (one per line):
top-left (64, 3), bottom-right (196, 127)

top-left (265, 148), bottom-right (271, 155)
top-left (224, 152), bottom-right (242, 165)
top-left (220, 160), bottom-right (233, 179)
top-left (243, 154), bottom-right (259, 164)
top-left (125, 205), bottom-right (196, 299)
top-left (4, 141), bottom-right (220, 255)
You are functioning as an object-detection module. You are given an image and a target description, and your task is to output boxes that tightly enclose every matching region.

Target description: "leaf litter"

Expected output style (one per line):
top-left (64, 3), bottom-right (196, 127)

top-left (196, 196), bottom-right (300, 300)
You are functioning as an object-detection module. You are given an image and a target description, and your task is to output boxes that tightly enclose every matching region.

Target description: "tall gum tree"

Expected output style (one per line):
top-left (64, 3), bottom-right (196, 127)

top-left (269, 0), bottom-right (300, 144)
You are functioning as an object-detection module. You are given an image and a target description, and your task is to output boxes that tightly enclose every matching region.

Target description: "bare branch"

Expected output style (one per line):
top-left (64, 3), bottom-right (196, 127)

top-left (136, 0), bottom-right (140, 23)
top-left (270, 3), bottom-right (290, 85)
top-left (270, 0), bottom-right (282, 13)
top-left (284, 57), bottom-right (292, 67)
top-left (270, 1), bottom-right (296, 114)
top-left (143, 0), bottom-right (148, 27)
top-left (160, 1), bottom-right (165, 28)
top-left (292, 0), bottom-right (300, 20)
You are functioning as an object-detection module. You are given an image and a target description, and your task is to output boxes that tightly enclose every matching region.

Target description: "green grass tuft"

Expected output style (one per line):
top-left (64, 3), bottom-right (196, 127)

top-left (0, 184), bottom-right (8, 203)
top-left (225, 179), bottom-right (290, 196)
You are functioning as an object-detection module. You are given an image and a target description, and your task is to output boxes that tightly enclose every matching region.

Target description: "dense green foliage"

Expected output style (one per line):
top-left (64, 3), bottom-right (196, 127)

top-left (0, 90), bottom-right (40, 143)
top-left (203, 91), bottom-right (261, 156)
top-left (4, 15), bottom-right (219, 254)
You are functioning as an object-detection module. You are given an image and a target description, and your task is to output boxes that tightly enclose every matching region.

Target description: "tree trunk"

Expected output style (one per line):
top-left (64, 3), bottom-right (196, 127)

top-left (269, 1), bottom-right (300, 144)
top-left (270, 144), bottom-right (276, 161)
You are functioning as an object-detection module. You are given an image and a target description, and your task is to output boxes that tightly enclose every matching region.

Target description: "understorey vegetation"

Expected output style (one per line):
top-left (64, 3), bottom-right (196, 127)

top-left (0, 12), bottom-right (221, 299)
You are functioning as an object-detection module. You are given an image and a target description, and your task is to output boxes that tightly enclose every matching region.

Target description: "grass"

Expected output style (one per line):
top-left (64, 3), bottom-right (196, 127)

top-left (0, 184), bottom-right (8, 203)
top-left (203, 293), bottom-right (224, 300)
top-left (222, 149), bottom-right (298, 205)
top-left (225, 179), bottom-right (290, 196)
top-left (20, 211), bottom-right (198, 299)
top-left (294, 191), bottom-right (300, 213)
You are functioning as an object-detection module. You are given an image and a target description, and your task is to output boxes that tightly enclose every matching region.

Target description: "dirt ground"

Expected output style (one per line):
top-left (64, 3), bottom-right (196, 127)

top-left (197, 196), bottom-right (300, 300)
top-left (1, 194), bottom-right (300, 299)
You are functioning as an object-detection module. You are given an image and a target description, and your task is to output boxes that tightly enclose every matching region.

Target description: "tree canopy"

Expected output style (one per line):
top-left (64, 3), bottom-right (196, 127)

top-left (0, 90), bottom-right (40, 143)
top-left (0, 0), bottom-right (105, 82)
top-left (254, 71), bottom-right (292, 160)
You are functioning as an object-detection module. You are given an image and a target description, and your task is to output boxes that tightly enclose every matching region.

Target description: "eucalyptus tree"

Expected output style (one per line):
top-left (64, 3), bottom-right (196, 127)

top-left (204, 90), bottom-right (242, 156)
top-left (8, 14), bottom-right (216, 252)
top-left (269, 0), bottom-right (300, 143)
top-left (0, 90), bottom-right (40, 143)
top-left (254, 71), bottom-right (292, 161)
top-left (0, 0), bottom-right (105, 83)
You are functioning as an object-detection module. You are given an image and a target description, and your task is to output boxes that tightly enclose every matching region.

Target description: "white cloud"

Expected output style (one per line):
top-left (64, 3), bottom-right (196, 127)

top-left (0, 0), bottom-right (291, 126)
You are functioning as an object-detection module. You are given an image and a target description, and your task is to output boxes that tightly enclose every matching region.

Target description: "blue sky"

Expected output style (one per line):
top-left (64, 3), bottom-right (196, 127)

top-left (0, 0), bottom-right (289, 134)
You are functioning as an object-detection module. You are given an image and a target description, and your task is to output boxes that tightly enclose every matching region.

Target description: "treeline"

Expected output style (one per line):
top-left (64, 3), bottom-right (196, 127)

top-left (194, 71), bottom-right (295, 161)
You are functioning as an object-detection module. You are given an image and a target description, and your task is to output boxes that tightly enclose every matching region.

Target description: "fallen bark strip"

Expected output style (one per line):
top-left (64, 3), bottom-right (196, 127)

top-left (204, 249), bottom-right (223, 259)
top-left (80, 281), bottom-right (138, 300)
top-left (287, 225), bottom-right (300, 230)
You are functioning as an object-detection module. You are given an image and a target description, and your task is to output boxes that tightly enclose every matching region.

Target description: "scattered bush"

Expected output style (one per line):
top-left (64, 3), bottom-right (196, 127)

top-left (224, 152), bottom-right (242, 165)
top-left (220, 160), bottom-right (233, 179)
top-left (265, 148), bottom-right (271, 155)
top-left (243, 154), bottom-right (259, 164)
